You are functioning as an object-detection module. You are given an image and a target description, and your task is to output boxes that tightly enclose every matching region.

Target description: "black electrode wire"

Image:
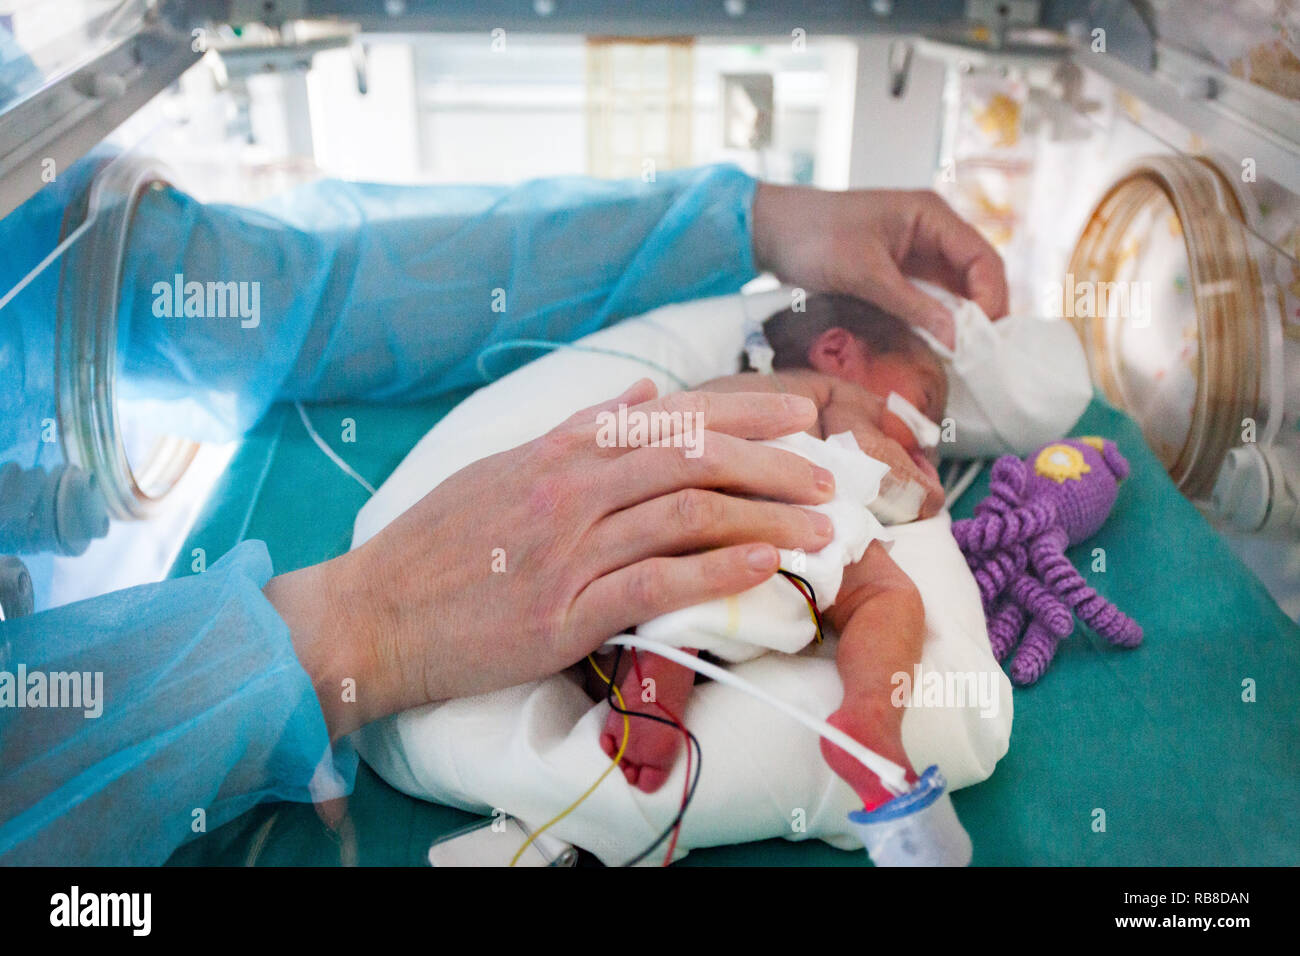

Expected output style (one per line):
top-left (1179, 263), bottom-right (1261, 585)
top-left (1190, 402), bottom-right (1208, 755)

top-left (599, 644), bottom-right (704, 867)
top-left (603, 570), bottom-right (822, 865)
top-left (777, 569), bottom-right (825, 643)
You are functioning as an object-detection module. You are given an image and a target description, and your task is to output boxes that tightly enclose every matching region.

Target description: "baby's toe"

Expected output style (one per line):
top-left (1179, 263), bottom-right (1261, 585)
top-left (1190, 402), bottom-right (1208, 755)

top-left (635, 766), bottom-right (671, 794)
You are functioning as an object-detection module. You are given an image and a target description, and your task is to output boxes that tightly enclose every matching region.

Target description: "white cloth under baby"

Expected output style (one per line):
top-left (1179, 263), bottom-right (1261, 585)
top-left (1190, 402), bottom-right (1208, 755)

top-left (638, 430), bottom-right (891, 663)
top-left (356, 510), bottom-right (1011, 864)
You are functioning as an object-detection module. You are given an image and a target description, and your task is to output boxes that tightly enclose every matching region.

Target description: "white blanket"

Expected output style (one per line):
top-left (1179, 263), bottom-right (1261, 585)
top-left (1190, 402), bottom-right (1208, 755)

top-left (351, 289), bottom-right (1034, 863)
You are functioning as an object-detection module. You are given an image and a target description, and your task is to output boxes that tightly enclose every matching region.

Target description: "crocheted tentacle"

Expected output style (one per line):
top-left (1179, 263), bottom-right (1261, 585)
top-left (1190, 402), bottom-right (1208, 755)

top-left (1077, 596), bottom-right (1144, 648)
top-left (1009, 618), bottom-right (1064, 685)
top-left (1010, 573), bottom-right (1073, 637)
top-left (986, 597), bottom-right (1026, 662)
top-left (967, 544), bottom-right (1028, 611)
top-left (966, 455), bottom-right (1025, 524)
top-left (1030, 528), bottom-right (1144, 648)
top-left (953, 501), bottom-right (1057, 554)
top-left (983, 454), bottom-right (1028, 508)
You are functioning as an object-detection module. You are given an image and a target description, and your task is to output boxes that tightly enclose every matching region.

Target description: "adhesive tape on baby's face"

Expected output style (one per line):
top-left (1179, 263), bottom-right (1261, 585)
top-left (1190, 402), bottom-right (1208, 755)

top-left (886, 392), bottom-right (941, 449)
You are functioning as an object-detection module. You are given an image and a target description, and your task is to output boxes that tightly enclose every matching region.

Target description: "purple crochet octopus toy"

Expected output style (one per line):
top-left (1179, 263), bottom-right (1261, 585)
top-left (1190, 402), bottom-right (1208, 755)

top-left (951, 437), bottom-right (1143, 685)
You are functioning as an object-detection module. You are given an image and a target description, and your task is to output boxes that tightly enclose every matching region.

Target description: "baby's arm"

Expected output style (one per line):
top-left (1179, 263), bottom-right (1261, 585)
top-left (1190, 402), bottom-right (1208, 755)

top-left (820, 540), bottom-right (924, 808)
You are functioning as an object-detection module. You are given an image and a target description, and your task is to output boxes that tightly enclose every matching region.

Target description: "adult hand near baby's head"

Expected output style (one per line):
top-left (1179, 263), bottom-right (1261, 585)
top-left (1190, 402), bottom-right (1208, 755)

top-left (751, 183), bottom-right (1008, 350)
top-left (269, 379), bottom-right (841, 738)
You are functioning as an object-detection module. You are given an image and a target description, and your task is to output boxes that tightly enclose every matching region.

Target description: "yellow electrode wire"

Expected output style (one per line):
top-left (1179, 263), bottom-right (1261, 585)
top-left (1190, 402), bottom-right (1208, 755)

top-left (779, 569), bottom-right (824, 643)
top-left (509, 654), bottom-right (630, 866)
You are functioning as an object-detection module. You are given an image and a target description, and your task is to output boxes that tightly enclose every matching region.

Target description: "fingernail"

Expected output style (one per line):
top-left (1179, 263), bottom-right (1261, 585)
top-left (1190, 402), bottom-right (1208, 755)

top-left (747, 544), bottom-right (777, 572)
top-left (813, 466), bottom-right (835, 494)
top-left (810, 512), bottom-right (833, 538)
top-left (619, 378), bottom-right (654, 402)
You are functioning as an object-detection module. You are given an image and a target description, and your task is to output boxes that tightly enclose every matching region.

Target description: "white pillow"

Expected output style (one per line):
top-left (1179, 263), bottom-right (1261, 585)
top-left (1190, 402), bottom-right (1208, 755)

top-left (354, 289), bottom-right (785, 546)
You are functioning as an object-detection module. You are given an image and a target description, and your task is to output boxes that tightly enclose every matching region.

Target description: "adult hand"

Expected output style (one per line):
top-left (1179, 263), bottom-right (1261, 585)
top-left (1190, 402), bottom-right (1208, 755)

top-left (751, 183), bottom-right (1008, 349)
top-left (269, 379), bottom-right (839, 738)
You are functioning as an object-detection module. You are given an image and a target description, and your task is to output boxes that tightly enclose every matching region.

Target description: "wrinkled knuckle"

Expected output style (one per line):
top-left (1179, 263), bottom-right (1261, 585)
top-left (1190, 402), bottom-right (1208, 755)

top-left (691, 454), bottom-right (722, 491)
top-left (658, 390), bottom-right (686, 414)
top-left (625, 562), bottom-right (664, 611)
top-left (690, 391), bottom-right (715, 428)
top-left (662, 390), bottom-right (699, 421)
top-left (674, 488), bottom-right (720, 536)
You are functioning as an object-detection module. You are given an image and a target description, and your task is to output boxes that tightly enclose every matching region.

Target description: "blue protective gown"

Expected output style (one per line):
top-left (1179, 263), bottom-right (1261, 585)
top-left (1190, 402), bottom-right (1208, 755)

top-left (0, 160), bottom-right (760, 863)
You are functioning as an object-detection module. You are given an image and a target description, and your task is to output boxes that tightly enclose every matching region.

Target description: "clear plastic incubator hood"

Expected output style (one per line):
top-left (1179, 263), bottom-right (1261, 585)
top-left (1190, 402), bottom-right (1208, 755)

top-left (1066, 153), bottom-right (1297, 533)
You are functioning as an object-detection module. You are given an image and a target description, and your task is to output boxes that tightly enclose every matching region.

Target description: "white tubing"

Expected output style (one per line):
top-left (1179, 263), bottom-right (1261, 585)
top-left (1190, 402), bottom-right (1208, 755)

top-left (295, 402), bottom-right (378, 497)
top-left (605, 634), bottom-right (910, 795)
top-left (945, 460), bottom-right (984, 508)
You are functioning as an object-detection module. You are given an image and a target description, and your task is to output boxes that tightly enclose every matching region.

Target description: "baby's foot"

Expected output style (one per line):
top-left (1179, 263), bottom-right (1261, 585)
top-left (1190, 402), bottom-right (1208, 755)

top-left (822, 697), bottom-right (919, 810)
top-left (599, 650), bottom-right (697, 793)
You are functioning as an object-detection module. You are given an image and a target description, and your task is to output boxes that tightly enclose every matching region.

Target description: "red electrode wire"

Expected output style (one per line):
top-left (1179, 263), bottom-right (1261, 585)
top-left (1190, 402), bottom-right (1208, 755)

top-left (629, 648), bottom-right (692, 866)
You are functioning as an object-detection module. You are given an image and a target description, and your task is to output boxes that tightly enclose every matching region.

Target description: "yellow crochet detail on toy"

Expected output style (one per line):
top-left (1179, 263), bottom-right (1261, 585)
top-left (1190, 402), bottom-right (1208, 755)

top-left (1034, 444), bottom-right (1091, 483)
top-left (1077, 436), bottom-right (1106, 452)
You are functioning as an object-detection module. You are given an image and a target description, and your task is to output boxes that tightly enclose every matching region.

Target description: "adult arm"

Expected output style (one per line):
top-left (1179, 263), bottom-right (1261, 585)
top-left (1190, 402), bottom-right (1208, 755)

top-left (0, 384), bottom-right (834, 863)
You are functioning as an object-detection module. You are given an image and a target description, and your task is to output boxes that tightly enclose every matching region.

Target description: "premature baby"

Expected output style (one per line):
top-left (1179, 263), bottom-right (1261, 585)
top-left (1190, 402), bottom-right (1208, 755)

top-left (595, 293), bottom-right (949, 811)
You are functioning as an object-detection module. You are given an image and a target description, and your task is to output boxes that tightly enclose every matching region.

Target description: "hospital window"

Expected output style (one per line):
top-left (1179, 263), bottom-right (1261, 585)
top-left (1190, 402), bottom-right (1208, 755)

top-left (138, 34), bottom-right (856, 190)
top-left (585, 37), bottom-right (695, 180)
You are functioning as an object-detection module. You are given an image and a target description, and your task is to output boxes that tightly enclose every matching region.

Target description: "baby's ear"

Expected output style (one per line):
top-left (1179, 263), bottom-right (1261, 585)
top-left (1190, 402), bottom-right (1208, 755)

top-left (807, 327), bottom-right (862, 376)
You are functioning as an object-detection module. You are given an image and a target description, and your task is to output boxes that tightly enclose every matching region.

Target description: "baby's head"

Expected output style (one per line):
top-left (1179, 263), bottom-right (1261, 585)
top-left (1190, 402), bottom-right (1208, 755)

top-left (751, 293), bottom-right (948, 458)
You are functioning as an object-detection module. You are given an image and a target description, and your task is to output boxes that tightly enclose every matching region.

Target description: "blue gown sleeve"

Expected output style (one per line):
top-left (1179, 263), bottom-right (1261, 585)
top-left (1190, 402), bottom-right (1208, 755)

top-left (1, 161), bottom-right (759, 864)
top-left (117, 165), bottom-right (760, 441)
top-left (0, 540), bottom-right (356, 865)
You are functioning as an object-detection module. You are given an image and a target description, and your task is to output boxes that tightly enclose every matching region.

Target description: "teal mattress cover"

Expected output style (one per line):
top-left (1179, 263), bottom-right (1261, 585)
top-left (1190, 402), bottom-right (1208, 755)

top-left (167, 395), bottom-right (1300, 866)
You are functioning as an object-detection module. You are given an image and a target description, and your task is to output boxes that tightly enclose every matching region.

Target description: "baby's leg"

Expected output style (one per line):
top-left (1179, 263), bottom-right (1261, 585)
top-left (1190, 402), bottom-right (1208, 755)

top-left (599, 648), bottom-right (697, 793)
top-left (821, 541), bottom-right (923, 809)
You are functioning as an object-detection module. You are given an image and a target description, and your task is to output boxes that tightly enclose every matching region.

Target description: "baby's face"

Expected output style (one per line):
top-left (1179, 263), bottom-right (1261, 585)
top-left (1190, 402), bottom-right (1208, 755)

top-left (827, 350), bottom-right (946, 467)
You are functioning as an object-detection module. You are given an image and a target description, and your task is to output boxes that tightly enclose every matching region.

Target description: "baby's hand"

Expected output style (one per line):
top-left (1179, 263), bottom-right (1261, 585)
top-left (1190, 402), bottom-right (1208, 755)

top-left (853, 427), bottom-right (945, 520)
top-left (820, 383), bottom-right (944, 519)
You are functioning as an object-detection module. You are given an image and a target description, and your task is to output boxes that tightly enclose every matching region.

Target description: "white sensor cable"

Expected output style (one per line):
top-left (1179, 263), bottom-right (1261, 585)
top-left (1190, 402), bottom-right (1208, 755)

top-left (605, 633), bottom-right (910, 795)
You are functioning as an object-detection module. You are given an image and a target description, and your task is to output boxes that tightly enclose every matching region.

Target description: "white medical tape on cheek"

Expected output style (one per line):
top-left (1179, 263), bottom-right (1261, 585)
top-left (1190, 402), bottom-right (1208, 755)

top-left (886, 392), bottom-right (941, 449)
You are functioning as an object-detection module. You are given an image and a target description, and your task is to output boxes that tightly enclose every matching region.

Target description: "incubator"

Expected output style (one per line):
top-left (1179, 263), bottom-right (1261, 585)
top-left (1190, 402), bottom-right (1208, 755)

top-left (1, 0), bottom-right (1299, 867)
top-left (913, 11), bottom-right (1300, 608)
top-left (4, 0), bottom-right (1296, 620)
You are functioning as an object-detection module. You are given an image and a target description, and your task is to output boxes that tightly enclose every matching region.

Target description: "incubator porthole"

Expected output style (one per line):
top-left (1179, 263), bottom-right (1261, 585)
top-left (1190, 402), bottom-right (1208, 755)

top-left (56, 157), bottom-right (200, 520)
top-left (1066, 155), bottom-right (1276, 502)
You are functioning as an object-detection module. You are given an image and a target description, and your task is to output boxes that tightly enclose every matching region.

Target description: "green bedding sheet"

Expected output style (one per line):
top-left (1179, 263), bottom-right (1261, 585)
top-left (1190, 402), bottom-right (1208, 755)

top-left (166, 396), bottom-right (1300, 866)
